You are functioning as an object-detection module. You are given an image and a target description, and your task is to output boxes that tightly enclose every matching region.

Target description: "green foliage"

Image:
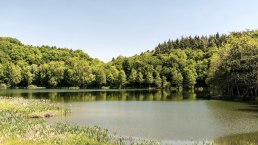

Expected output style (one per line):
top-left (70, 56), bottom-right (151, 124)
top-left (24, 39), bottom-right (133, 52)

top-left (40, 61), bottom-right (65, 87)
top-left (0, 37), bottom-right (23, 45)
top-left (109, 33), bottom-right (227, 89)
top-left (0, 64), bottom-right (4, 82)
top-left (162, 76), bottom-right (169, 88)
top-left (105, 65), bottom-right (119, 87)
top-left (0, 83), bottom-right (7, 89)
top-left (65, 58), bottom-right (95, 87)
top-left (154, 73), bottom-right (162, 88)
top-left (6, 63), bottom-right (22, 87)
top-left (137, 71), bottom-right (144, 86)
top-left (207, 30), bottom-right (258, 99)
top-left (0, 30), bottom-right (256, 94)
top-left (171, 67), bottom-right (183, 88)
top-left (27, 85), bottom-right (40, 89)
top-left (129, 69), bottom-right (137, 84)
top-left (183, 68), bottom-right (197, 89)
top-left (118, 70), bottom-right (127, 89)
top-left (95, 69), bottom-right (106, 87)
top-left (146, 72), bottom-right (154, 88)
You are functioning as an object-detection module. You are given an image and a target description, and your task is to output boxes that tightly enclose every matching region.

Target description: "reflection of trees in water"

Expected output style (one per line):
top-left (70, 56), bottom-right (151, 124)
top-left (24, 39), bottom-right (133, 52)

top-left (183, 89), bottom-right (197, 100)
top-left (169, 91), bottom-right (184, 101)
top-left (0, 89), bottom-right (209, 102)
top-left (64, 90), bottom-right (189, 102)
top-left (98, 92), bottom-right (106, 101)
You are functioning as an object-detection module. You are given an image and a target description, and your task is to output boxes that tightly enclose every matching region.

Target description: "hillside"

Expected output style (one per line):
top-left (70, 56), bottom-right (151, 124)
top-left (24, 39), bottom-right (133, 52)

top-left (0, 30), bottom-right (257, 100)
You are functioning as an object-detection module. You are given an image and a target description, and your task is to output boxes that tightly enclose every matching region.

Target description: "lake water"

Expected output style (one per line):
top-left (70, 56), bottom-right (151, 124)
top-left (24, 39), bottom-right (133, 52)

top-left (0, 89), bottom-right (258, 144)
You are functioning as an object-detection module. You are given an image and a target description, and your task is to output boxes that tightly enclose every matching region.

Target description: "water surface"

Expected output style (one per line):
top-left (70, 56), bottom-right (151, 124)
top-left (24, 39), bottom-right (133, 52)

top-left (0, 89), bottom-right (257, 143)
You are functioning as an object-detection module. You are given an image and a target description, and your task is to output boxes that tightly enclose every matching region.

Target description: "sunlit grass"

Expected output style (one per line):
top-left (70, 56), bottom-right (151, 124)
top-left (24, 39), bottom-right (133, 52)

top-left (0, 97), bottom-right (69, 118)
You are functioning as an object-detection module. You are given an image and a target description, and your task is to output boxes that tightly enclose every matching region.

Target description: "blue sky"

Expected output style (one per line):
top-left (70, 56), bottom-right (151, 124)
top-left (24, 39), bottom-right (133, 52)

top-left (1, 0), bottom-right (257, 62)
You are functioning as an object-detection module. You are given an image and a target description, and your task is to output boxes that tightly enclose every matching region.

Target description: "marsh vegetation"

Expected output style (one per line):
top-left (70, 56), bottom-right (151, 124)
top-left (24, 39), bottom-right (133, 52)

top-left (0, 97), bottom-right (163, 145)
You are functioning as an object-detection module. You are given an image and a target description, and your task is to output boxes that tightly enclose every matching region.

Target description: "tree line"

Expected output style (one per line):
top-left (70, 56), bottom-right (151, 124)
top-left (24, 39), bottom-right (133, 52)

top-left (207, 30), bottom-right (258, 100)
top-left (0, 30), bottom-right (257, 100)
top-left (0, 37), bottom-right (126, 88)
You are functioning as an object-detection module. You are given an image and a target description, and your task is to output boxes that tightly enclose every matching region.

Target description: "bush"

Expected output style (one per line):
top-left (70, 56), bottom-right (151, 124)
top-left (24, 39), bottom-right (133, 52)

top-left (0, 84), bottom-right (7, 89)
top-left (27, 85), bottom-right (38, 89)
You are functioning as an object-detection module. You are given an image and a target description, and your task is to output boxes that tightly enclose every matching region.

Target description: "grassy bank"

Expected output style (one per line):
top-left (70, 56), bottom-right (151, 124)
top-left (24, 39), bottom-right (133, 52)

top-left (0, 97), bottom-right (160, 145)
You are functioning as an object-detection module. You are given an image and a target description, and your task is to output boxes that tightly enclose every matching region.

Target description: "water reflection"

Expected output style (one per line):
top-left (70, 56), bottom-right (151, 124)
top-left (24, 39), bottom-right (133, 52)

top-left (1, 89), bottom-right (258, 142)
top-left (0, 89), bottom-right (208, 102)
top-left (214, 131), bottom-right (258, 145)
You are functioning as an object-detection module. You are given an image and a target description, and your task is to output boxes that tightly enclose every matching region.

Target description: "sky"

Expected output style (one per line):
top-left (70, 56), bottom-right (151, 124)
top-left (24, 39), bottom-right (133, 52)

top-left (1, 0), bottom-right (258, 62)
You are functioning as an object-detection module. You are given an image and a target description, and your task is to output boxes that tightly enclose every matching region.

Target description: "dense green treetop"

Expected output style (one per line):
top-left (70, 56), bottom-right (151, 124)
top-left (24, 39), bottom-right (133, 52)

top-left (207, 30), bottom-right (258, 99)
top-left (0, 30), bottom-right (257, 100)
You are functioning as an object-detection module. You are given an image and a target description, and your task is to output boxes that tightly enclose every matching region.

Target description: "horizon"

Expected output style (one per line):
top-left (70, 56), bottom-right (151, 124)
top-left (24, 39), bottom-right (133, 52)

top-left (1, 0), bottom-right (258, 62)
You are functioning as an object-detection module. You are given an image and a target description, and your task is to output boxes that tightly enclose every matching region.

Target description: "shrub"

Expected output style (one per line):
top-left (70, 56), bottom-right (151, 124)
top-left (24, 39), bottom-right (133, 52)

top-left (27, 85), bottom-right (38, 89)
top-left (0, 83), bottom-right (7, 89)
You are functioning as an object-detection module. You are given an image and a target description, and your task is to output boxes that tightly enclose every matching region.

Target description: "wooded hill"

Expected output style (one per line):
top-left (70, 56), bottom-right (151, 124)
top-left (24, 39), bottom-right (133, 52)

top-left (0, 30), bottom-right (257, 99)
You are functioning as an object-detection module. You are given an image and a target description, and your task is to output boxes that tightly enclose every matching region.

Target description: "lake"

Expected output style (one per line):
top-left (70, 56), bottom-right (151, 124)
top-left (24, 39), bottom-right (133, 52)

top-left (0, 89), bottom-right (258, 144)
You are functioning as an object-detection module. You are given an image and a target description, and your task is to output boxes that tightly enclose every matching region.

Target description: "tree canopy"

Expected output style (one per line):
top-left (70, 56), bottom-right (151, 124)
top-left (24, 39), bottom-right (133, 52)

top-left (206, 30), bottom-right (258, 99)
top-left (0, 30), bottom-right (257, 100)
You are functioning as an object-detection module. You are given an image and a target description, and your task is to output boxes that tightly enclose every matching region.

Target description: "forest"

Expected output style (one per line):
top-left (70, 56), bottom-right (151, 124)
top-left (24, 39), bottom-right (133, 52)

top-left (0, 30), bottom-right (257, 100)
